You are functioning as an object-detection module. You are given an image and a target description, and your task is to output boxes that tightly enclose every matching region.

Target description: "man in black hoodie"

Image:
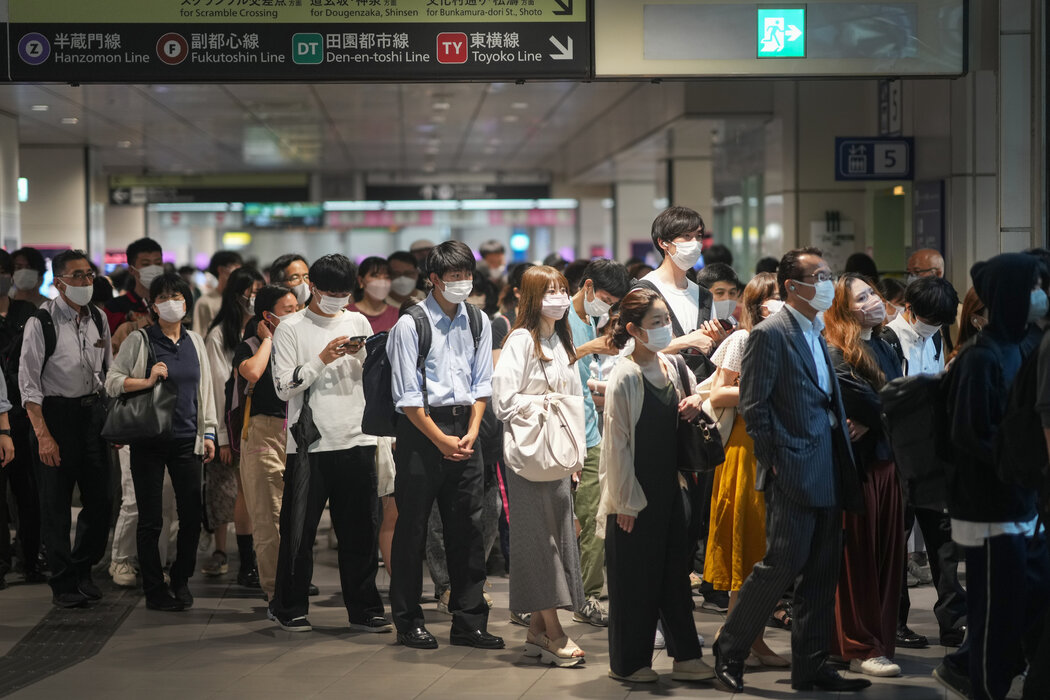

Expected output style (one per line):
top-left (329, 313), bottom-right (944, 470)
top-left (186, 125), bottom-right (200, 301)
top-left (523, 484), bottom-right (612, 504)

top-left (941, 253), bottom-right (1050, 700)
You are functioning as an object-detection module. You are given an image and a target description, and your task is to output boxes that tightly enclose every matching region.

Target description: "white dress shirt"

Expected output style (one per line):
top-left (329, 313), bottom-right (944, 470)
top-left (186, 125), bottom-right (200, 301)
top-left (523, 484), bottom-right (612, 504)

top-left (785, 304), bottom-right (831, 395)
top-left (887, 314), bottom-right (944, 376)
top-left (18, 297), bottom-right (112, 405)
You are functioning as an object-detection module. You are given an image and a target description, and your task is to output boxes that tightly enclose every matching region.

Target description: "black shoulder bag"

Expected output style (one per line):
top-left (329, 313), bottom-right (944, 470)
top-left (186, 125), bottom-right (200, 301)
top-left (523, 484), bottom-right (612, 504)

top-left (101, 330), bottom-right (178, 444)
top-left (671, 355), bottom-right (725, 472)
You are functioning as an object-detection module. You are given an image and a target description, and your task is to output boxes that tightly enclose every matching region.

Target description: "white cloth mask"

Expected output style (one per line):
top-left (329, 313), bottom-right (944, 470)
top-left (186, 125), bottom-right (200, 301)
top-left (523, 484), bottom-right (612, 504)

top-left (712, 299), bottom-right (737, 319)
top-left (316, 292), bottom-right (349, 315)
top-left (13, 269), bottom-right (39, 291)
top-left (365, 279), bottom-right (392, 301)
top-left (641, 323), bottom-right (673, 352)
top-left (156, 300), bottom-right (186, 323)
top-left (291, 282), bottom-right (311, 305)
top-left (910, 316), bottom-right (941, 339)
top-left (136, 265), bottom-right (164, 291)
top-left (1029, 289), bottom-right (1049, 323)
top-left (668, 240), bottom-right (703, 271)
top-left (583, 288), bottom-right (612, 317)
top-left (441, 280), bottom-right (474, 305)
top-left (793, 279), bottom-right (835, 312)
top-left (541, 293), bottom-right (572, 320)
top-left (762, 299), bottom-right (785, 316)
top-left (61, 281), bottom-right (94, 307)
top-left (860, 297), bottom-right (886, 327)
top-left (390, 276), bottom-right (418, 297)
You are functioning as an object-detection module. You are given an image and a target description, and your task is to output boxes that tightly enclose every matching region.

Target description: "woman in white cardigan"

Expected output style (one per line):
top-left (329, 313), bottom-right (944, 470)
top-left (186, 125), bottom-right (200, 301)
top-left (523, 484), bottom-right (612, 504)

top-left (597, 287), bottom-right (715, 684)
top-left (105, 273), bottom-right (217, 611)
top-left (492, 265), bottom-right (587, 667)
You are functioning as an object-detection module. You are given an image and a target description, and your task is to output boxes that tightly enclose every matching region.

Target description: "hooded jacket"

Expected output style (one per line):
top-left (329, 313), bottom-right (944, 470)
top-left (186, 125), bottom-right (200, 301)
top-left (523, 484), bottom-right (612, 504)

top-left (945, 253), bottom-right (1040, 523)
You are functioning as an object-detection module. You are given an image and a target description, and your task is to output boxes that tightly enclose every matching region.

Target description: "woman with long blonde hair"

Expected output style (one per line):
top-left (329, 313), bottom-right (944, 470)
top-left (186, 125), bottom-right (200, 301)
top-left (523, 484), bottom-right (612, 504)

top-left (492, 265), bottom-right (587, 667)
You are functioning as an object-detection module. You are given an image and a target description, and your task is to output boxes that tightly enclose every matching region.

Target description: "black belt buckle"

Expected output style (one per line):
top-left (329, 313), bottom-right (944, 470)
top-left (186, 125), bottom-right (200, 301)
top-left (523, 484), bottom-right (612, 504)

top-left (451, 405), bottom-right (466, 417)
top-left (81, 394), bottom-right (97, 407)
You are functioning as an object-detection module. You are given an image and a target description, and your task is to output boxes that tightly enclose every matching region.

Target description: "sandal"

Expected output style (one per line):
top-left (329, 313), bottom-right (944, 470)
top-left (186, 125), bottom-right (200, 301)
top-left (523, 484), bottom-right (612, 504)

top-left (766, 601), bottom-right (793, 631)
top-left (526, 633), bottom-right (585, 667)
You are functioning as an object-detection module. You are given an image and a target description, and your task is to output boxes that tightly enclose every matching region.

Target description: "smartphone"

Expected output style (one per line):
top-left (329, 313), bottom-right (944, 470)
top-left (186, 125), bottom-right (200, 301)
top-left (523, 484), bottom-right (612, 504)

top-left (338, 336), bottom-right (368, 350)
top-left (718, 318), bottom-right (735, 331)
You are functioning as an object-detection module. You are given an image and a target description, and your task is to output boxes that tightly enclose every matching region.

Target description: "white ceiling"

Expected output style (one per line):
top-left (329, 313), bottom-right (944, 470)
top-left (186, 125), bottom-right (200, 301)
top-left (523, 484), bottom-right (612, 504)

top-left (0, 81), bottom-right (651, 181)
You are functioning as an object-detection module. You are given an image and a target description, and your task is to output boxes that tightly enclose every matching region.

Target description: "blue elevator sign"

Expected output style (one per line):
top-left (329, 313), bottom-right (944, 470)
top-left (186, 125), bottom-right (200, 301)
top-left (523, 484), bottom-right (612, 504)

top-left (835, 137), bottom-right (915, 181)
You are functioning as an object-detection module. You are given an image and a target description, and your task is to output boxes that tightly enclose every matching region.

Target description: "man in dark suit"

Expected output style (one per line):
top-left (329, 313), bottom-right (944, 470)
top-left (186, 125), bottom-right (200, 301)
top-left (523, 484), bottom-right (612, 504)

top-left (712, 247), bottom-right (868, 693)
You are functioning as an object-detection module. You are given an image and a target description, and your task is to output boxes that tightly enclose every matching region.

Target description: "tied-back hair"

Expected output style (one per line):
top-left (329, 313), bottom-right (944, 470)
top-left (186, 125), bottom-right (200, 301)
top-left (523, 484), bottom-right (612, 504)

top-left (741, 272), bottom-right (778, 332)
top-left (508, 265), bottom-right (577, 365)
top-left (823, 273), bottom-right (886, 389)
top-left (610, 288), bottom-right (663, 350)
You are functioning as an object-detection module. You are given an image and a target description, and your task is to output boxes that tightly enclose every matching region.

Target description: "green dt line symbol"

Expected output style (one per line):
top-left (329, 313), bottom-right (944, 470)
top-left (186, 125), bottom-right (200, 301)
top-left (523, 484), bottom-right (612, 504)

top-left (757, 8), bottom-right (806, 58)
top-left (293, 33), bottom-right (324, 65)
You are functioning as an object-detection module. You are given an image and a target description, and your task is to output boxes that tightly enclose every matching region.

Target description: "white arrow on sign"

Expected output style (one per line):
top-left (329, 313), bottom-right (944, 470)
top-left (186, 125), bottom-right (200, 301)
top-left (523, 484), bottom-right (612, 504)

top-left (549, 36), bottom-right (573, 60)
top-left (786, 24), bottom-right (802, 42)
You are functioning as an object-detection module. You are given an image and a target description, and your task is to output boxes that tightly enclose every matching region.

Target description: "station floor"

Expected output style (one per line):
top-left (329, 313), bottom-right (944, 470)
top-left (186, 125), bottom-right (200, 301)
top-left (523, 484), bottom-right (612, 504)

top-left (1, 531), bottom-right (965, 700)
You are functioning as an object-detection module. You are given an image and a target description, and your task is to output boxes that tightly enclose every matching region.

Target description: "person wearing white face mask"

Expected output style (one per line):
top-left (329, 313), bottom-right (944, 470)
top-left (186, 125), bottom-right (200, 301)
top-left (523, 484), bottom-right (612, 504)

top-left (233, 285), bottom-right (298, 605)
top-left (269, 254), bottom-right (312, 311)
top-left (386, 241), bottom-right (501, 650)
top-left (597, 287), bottom-right (714, 683)
top-left (105, 273), bottom-right (218, 611)
top-left (20, 250), bottom-right (114, 609)
top-left (270, 254), bottom-right (387, 634)
top-left (105, 238), bottom-right (164, 349)
top-left (564, 259), bottom-right (631, 628)
top-left (711, 248), bottom-right (867, 694)
top-left (492, 266), bottom-right (587, 667)
top-left (347, 256), bottom-right (399, 334)
top-left (886, 277), bottom-right (959, 378)
top-left (11, 247), bottom-right (49, 308)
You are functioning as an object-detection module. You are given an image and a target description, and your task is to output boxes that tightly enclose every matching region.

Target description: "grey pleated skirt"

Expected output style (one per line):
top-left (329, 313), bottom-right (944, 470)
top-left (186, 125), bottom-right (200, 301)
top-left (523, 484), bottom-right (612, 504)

top-left (506, 469), bottom-right (585, 613)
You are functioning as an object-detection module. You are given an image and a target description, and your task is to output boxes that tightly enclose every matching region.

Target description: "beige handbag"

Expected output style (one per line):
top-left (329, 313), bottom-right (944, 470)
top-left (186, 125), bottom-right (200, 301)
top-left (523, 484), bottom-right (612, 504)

top-left (502, 360), bottom-right (586, 482)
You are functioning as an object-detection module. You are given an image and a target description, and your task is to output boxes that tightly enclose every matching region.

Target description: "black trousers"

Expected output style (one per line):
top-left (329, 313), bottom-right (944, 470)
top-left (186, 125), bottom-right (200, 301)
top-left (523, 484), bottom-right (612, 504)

top-left (32, 396), bottom-right (111, 595)
top-left (389, 408), bottom-right (488, 634)
top-left (0, 411), bottom-right (41, 577)
top-left (717, 481), bottom-right (843, 682)
top-left (273, 446), bottom-right (384, 622)
top-left (129, 438), bottom-right (201, 599)
top-left (899, 505), bottom-right (968, 634)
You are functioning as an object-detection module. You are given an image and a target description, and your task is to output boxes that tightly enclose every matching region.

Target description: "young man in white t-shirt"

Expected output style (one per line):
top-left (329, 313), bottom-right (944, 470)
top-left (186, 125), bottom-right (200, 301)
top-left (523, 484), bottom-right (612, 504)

top-left (270, 254), bottom-right (388, 634)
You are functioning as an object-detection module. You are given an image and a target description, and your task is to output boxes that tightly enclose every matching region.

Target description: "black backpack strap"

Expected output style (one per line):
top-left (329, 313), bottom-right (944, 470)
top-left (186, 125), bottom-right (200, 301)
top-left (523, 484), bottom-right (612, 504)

top-left (465, 303), bottom-right (483, 351)
top-left (405, 303), bottom-right (433, 415)
top-left (933, 331), bottom-right (943, 362)
top-left (696, 283), bottom-right (713, 327)
top-left (880, 326), bottom-right (906, 367)
top-left (34, 309), bottom-right (57, 374)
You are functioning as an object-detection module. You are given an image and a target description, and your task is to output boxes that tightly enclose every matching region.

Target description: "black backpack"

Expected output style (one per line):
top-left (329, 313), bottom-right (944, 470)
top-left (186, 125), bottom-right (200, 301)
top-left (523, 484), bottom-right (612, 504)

top-left (362, 302), bottom-right (483, 437)
top-left (996, 339), bottom-right (1048, 490)
top-left (224, 336), bottom-right (261, 457)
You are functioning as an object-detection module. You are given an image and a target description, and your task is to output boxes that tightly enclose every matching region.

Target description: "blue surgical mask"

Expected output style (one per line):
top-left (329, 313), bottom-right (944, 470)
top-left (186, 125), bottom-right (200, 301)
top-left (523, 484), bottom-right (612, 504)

top-left (1029, 289), bottom-right (1049, 323)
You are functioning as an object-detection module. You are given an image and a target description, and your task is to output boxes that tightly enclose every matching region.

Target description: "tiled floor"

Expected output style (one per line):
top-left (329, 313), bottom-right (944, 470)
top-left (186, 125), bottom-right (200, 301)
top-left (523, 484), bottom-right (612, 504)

top-left (1, 539), bottom-right (958, 699)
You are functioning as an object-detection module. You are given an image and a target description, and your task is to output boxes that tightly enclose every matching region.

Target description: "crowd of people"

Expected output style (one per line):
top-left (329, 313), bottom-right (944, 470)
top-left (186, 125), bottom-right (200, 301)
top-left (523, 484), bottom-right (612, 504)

top-left (0, 206), bottom-right (1048, 699)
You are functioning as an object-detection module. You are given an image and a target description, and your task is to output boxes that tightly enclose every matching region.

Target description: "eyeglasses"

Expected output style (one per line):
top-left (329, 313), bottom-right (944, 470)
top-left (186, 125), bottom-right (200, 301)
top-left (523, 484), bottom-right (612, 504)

top-left (800, 271), bottom-right (835, 283)
top-left (59, 271), bottom-right (96, 283)
top-left (907, 267), bottom-right (938, 277)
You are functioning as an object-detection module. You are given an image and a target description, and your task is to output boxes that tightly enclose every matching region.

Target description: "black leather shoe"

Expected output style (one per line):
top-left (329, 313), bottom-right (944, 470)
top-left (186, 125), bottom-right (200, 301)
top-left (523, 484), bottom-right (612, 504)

top-left (52, 591), bottom-right (89, 608)
top-left (171, 582), bottom-right (194, 608)
top-left (450, 628), bottom-right (505, 649)
top-left (397, 626), bottom-right (438, 649)
top-left (896, 624), bottom-right (928, 649)
top-left (308, 583), bottom-right (320, 596)
top-left (712, 641), bottom-right (745, 693)
top-left (145, 594), bottom-right (186, 612)
top-left (940, 626), bottom-right (966, 647)
top-left (792, 665), bottom-right (872, 692)
top-left (237, 566), bottom-right (261, 589)
top-left (78, 577), bottom-right (103, 601)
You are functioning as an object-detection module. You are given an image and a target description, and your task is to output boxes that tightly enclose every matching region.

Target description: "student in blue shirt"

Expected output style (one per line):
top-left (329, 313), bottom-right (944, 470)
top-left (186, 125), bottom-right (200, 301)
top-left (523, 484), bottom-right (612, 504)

top-left (387, 240), bottom-right (504, 652)
top-left (565, 259), bottom-right (630, 627)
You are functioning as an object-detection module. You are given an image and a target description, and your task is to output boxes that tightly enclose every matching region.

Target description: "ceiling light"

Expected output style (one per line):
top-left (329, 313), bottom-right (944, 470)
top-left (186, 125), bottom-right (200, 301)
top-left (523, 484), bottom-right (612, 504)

top-left (30, 104), bottom-right (49, 112)
top-left (511, 102), bottom-right (528, 110)
top-left (323, 201), bottom-right (384, 211)
top-left (430, 114), bottom-right (446, 123)
top-left (385, 199), bottom-right (458, 211)
top-left (61, 117), bottom-right (79, 125)
top-left (462, 199), bottom-right (534, 210)
top-left (536, 198), bottom-right (579, 210)
top-left (432, 102), bottom-right (451, 110)
top-left (502, 114), bottom-right (519, 123)
top-left (117, 140), bottom-right (132, 149)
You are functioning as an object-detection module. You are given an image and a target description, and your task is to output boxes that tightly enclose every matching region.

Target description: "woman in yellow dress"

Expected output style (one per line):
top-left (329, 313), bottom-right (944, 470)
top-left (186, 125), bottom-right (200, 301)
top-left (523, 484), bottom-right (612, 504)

top-left (703, 272), bottom-right (789, 667)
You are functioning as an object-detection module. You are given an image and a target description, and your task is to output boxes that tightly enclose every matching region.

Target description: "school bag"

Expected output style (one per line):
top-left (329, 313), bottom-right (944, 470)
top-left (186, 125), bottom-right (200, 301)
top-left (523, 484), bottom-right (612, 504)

top-left (362, 302), bottom-right (483, 437)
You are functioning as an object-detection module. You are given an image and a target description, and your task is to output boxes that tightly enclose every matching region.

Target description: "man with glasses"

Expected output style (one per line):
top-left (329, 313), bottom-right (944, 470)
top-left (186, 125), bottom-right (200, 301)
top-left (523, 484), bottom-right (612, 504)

top-left (269, 254), bottom-right (311, 310)
top-left (18, 250), bottom-right (112, 608)
top-left (906, 249), bottom-right (945, 282)
top-left (711, 248), bottom-right (867, 693)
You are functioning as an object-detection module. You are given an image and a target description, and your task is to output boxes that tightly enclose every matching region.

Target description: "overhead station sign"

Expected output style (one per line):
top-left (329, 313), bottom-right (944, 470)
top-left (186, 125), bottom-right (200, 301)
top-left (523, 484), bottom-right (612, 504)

top-left (7, 0), bottom-right (588, 82)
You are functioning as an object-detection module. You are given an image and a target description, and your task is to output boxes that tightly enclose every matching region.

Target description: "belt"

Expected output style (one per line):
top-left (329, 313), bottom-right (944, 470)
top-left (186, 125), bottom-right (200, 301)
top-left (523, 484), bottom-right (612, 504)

top-left (46, 393), bottom-right (101, 408)
top-left (428, 405), bottom-right (470, 418)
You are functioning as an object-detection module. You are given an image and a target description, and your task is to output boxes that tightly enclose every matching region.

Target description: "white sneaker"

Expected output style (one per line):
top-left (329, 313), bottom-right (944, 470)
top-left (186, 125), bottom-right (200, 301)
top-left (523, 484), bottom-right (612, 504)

top-left (671, 658), bottom-right (715, 681)
top-left (110, 559), bottom-right (138, 587)
top-left (850, 656), bottom-right (901, 677)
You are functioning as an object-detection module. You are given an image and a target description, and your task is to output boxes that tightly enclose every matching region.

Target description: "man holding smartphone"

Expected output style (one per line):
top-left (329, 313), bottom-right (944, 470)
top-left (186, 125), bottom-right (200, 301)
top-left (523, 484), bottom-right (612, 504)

top-left (269, 254), bottom-right (389, 633)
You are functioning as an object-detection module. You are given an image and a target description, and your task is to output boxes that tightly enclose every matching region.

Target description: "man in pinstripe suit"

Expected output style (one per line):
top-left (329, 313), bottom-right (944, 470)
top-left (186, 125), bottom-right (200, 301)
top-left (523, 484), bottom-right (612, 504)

top-left (711, 248), bottom-right (869, 693)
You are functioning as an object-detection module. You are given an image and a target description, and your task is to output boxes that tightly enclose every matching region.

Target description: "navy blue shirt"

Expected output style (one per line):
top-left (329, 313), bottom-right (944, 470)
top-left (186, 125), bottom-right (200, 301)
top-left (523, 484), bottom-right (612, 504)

top-left (147, 323), bottom-right (200, 439)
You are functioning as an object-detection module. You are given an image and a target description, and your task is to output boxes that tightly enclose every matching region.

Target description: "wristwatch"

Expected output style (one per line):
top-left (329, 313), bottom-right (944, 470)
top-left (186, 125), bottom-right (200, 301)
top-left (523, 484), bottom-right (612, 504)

top-left (0, 429), bottom-right (10, 436)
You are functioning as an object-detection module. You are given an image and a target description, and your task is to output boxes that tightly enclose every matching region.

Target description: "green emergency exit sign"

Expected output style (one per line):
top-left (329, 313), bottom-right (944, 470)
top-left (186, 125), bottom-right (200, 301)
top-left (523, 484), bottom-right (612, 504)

top-left (757, 8), bottom-right (806, 58)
